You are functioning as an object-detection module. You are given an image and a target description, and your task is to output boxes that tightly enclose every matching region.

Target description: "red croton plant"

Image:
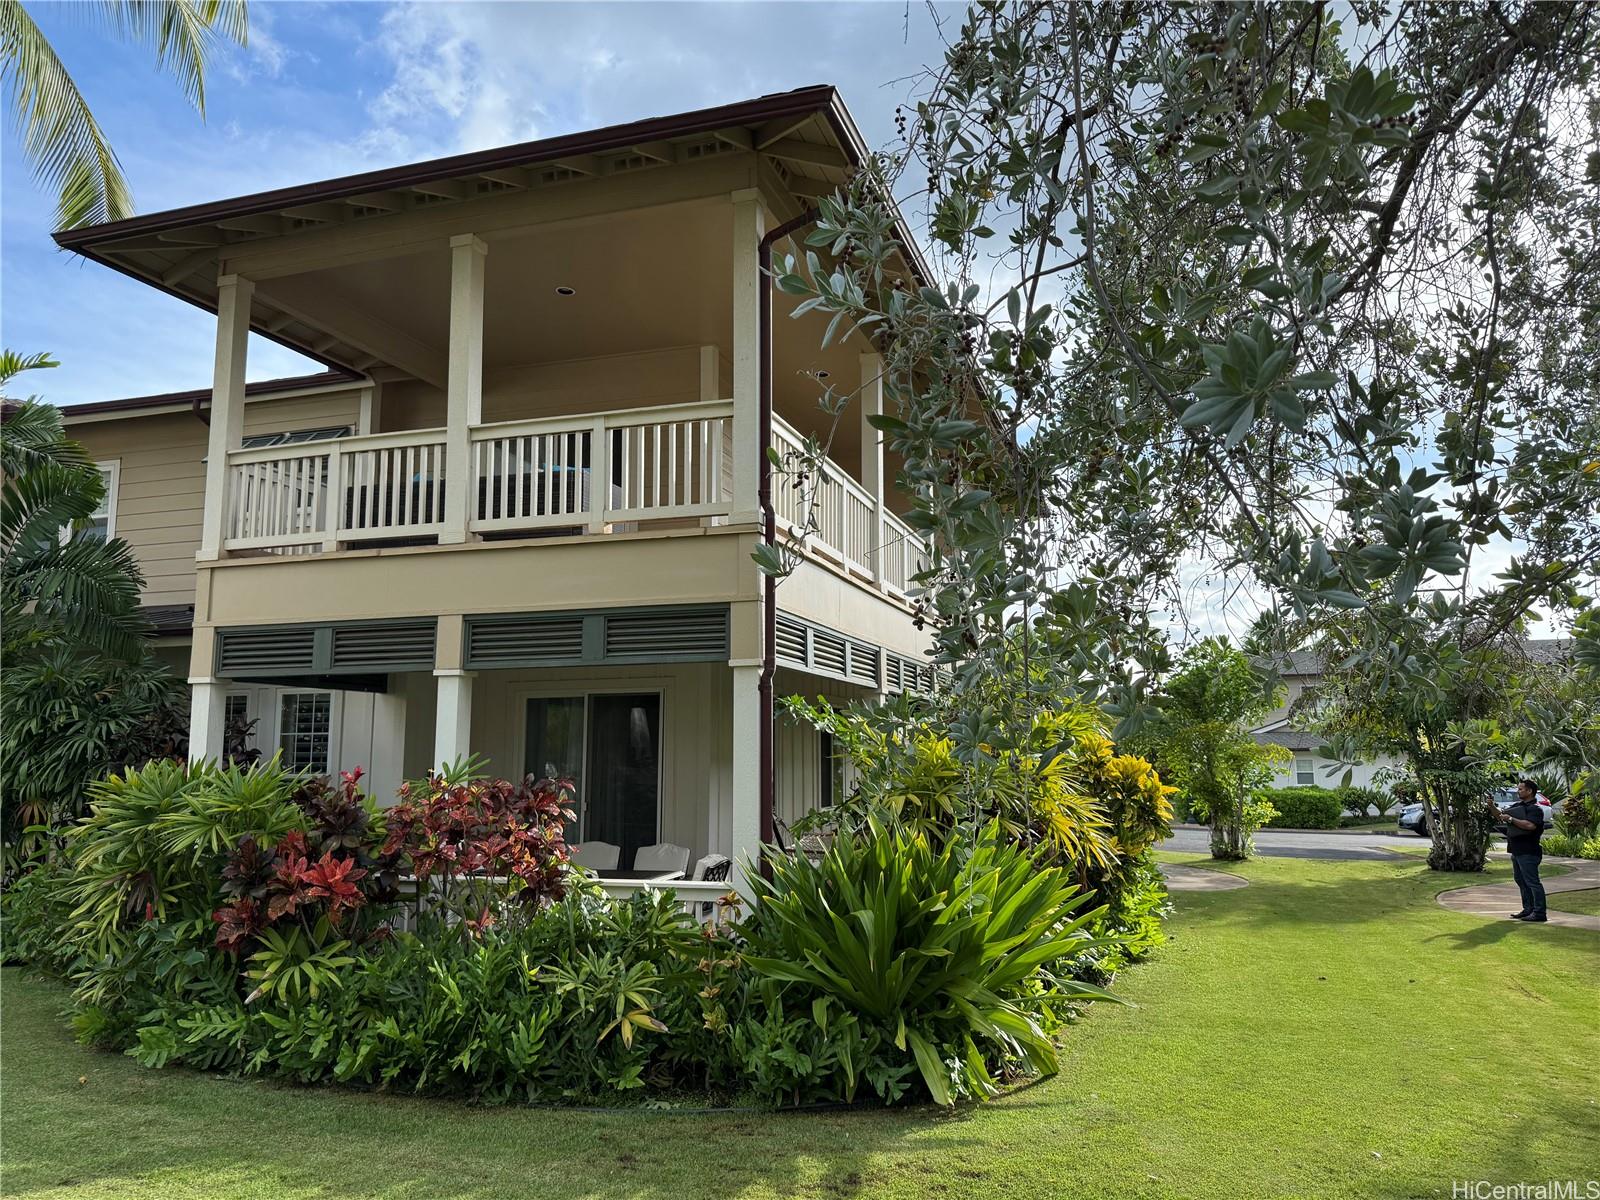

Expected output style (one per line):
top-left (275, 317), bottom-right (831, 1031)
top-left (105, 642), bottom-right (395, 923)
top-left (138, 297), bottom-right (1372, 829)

top-left (213, 767), bottom-right (577, 952)
top-left (381, 771), bottom-right (577, 934)
top-left (213, 768), bottom-right (400, 954)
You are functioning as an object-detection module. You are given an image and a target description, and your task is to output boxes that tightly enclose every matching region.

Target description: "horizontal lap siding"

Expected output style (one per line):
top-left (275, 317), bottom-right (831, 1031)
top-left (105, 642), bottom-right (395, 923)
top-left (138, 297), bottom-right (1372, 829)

top-left (67, 390), bottom-right (366, 608)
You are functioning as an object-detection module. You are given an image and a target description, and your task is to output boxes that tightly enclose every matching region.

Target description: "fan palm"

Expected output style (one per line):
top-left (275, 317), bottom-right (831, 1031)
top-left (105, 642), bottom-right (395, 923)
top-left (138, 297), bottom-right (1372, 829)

top-left (1, 1), bottom-right (248, 230)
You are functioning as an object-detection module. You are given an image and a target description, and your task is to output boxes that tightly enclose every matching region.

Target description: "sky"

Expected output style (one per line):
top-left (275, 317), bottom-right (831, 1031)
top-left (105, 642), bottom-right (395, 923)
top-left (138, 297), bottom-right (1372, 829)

top-left (0, 1), bottom-right (1555, 643)
top-left (1, 0), bottom-right (958, 407)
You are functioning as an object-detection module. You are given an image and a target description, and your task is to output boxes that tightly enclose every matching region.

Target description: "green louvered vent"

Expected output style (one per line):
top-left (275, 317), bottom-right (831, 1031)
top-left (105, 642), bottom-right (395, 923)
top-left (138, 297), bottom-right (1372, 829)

top-left (604, 607), bottom-right (727, 661)
top-left (887, 654), bottom-right (936, 695)
top-left (847, 639), bottom-right (879, 686)
top-left (775, 615), bottom-right (808, 668)
top-left (885, 655), bottom-right (906, 692)
top-left (466, 616), bottom-right (586, 668)
top-left (811, 628), bottom-right (848, 676)
top-left (330, 621), bottom-right (436, 672)
top-left (217, 627), bottom-right (317, 675)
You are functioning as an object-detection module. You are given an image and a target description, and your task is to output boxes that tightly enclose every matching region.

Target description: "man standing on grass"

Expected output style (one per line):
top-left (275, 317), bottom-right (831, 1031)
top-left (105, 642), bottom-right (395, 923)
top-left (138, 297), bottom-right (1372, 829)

top-left (1499, 779), bottom-right (1547, 923)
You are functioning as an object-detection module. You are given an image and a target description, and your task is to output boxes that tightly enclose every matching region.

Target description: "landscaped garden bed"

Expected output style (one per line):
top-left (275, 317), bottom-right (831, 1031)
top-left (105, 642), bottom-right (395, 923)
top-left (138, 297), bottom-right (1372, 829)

top-left (2, 705), bottom-right (1173, 1110)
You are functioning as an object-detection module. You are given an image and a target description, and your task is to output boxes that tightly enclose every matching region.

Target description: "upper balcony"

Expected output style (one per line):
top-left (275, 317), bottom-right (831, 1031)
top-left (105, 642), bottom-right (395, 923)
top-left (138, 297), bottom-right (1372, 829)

top-left (52, 89), bottom-right (934, 628)
top-left (219, 401), bottom-right (927, 600)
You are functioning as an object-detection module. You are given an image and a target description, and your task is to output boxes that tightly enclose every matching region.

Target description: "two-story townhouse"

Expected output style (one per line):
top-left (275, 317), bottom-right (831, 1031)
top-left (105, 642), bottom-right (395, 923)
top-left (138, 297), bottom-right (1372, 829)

top-left (55, 86), bottom-right (938, 882)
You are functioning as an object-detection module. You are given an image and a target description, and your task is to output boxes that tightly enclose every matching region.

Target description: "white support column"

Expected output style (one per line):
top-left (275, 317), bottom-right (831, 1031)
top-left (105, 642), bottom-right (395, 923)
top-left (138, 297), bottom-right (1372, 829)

top-left (198, 273), bottom-right (254, 560)
top-left (729, 662), bottom-right (763, 891)
top-left (433, 669), bottom-right (475, 770)
top-left (730, 190), bottom-right (764, 526)
top-left (861, 350), bottom-right (886, 587)
top-left (441, 234), bottom-right (487, 544)
top-left (699, 344), bottom-right (720, 401)
top-left (367, 690), bottom-right (408, 805)
top-left (187, 678), bottom-right (227, 764)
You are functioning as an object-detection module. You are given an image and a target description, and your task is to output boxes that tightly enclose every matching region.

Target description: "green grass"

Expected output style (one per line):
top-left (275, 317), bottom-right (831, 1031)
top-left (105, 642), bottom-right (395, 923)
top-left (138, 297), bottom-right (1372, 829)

top-left (4, 854), bottom-right (1597, 1200)
top-left (1547, 887), bottom-right (1600, 916)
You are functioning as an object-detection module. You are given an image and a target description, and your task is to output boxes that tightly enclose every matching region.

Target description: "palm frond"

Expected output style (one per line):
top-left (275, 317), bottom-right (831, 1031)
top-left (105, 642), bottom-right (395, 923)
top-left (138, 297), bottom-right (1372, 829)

top-left (0, 396), bottom-right (91, 477)
top-left (0, 349), bottom-right (59, 387)
top-left (0, 1), bottom-right (133, 229)
top-left (91, 0), bottom-right (249, 115)
top-left (5, 533), bottom-right (149, 661)
top-left (0, 457), bottom-right (103, 557)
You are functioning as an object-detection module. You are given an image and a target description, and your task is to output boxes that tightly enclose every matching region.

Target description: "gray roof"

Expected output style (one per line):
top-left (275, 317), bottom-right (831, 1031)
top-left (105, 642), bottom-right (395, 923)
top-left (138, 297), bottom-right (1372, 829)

top-left (1253, 728), bottom-right (1326, 752)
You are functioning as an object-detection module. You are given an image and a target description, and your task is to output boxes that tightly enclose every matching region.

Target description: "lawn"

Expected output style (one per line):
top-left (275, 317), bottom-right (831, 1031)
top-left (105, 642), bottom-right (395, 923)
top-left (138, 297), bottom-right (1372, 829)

top-left (3, 853), bottom-right (1596, 1200)
top-left (1547, 887), bottom-right (1600, 917)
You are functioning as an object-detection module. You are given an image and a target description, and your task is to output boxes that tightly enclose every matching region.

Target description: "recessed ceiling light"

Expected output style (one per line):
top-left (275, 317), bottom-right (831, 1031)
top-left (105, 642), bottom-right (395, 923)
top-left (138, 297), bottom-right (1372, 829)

top-left (554, 286), bottom-right (576, 296)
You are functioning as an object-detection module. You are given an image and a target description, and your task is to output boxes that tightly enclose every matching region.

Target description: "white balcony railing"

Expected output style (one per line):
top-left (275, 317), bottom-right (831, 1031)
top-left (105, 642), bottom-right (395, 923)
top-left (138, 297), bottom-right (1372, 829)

top-left (220, 401), bottom-right (928, 600)
top-left (771, 415), bottom-right (929, 596)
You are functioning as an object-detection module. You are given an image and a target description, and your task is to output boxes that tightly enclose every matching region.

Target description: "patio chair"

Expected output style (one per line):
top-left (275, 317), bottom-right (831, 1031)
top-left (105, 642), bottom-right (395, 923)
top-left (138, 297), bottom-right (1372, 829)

top-left (690, 854), bottom-right (733, 921)
top-left (690, 853), bottom-right (731, 882)
top-left (571, 840), bottom-right (620, 871)
top-left (632, 842), bottom-right (690, 876)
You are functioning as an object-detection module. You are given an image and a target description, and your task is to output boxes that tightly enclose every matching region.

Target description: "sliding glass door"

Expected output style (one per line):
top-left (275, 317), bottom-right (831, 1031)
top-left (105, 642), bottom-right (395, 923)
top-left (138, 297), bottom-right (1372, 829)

top-left (524, 693), bottom-right (660, 865)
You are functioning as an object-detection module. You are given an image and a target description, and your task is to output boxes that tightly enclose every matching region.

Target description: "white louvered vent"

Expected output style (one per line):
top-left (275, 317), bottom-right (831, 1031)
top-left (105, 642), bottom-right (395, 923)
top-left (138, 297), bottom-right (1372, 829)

top-left (217, 627), bottom-right (317, 675)
top-left (466, 616), bottom-right (585, 668)
top-left (330, 621), bottom-right (436, 671)
top-left (604, 608), bottom-right (727, 661)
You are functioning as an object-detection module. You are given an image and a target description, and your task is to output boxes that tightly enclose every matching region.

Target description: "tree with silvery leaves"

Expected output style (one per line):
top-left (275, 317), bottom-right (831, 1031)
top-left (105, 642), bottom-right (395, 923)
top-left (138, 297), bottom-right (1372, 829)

top-left (767, 2), bottom-right (1600, 870)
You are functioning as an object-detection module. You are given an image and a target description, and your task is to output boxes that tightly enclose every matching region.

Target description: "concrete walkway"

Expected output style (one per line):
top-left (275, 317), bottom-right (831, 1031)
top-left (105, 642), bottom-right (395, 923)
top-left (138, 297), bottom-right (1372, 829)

top-left (1160, 863), bottom-right (1249, 891)
top-left (1435, 857), bottom-right (1600, 931)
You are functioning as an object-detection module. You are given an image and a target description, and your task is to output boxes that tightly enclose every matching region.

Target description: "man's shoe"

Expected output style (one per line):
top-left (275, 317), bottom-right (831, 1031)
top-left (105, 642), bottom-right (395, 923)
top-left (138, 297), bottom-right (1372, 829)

top-left (1526, 913), bottom-right (1548, 923)
top-left (1510, 911), bottom-right (1531, 919)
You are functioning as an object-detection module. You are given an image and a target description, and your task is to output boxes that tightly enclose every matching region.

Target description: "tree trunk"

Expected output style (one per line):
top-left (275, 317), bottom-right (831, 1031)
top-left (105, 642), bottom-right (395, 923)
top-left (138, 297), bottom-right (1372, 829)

top-left (1426, 786), bottom-right (1489, 872)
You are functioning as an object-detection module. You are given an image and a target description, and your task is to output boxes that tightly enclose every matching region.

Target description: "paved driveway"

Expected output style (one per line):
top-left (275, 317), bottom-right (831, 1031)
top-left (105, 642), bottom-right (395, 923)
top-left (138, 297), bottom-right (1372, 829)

top-left (1160, 826), bottom-right (1425, 860)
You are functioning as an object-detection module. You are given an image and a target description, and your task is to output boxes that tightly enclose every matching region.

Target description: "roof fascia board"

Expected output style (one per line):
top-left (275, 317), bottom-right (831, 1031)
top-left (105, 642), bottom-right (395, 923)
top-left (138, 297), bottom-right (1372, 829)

top-left (62, 377), bottom-right (368, 424)
top-left (54, 87), bottom-right (840, 251)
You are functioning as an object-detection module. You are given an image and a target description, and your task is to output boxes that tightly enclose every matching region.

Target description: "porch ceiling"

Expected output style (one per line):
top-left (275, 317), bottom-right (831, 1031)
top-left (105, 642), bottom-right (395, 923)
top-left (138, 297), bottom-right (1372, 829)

top-left (52, 87), bottom-right (929, 377)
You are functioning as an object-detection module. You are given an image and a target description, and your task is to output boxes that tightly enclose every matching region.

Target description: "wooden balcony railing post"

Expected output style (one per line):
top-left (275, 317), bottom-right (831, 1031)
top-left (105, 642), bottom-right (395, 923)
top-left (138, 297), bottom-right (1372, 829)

top-left (588, 417), bottom-right (609, 533)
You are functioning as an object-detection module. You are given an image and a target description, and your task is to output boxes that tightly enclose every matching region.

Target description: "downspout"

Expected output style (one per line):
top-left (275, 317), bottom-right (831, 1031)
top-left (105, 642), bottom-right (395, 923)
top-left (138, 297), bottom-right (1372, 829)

top-left (757, 207), bottom-right (819, 862)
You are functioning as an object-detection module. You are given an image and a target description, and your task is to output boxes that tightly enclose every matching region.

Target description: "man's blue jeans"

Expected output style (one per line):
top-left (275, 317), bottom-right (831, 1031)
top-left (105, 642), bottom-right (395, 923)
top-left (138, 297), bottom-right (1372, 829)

top-left (1511, 852), bottom-right (1546, 916)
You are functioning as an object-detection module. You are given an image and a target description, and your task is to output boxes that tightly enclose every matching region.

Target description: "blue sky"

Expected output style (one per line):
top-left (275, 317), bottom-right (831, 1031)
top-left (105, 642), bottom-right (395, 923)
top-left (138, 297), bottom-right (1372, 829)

top-left (2, 1), bottom-right (956, 408)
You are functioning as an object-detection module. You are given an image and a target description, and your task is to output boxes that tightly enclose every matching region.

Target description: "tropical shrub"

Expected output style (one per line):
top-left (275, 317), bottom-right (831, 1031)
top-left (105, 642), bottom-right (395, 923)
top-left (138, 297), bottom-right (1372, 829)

top-left (1260, 786), bottom-right (1342, 830)
top-left (1540, 832), bottom-right (1600, 861)
top-left (381, 761), bottom-right (575, 935)
top-left (740, 817), bottom-right (1119, 1105)
top-left (1147, 640), bottom-right (1287, 859)
top-left (1338, 786), bottom-right (1395, 820)
top-left (0, 383), bottom-right (189, 875)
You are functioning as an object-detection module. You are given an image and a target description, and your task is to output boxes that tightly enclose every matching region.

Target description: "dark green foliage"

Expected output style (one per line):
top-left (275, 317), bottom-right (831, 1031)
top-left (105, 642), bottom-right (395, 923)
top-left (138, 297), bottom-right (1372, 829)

top-left (0, 384), bottom-right (188, 873)
top-left (1260, 786), bottom-right (1343, 830)
top-left (1337, 786), bottom-right (1396, 820)
top-left (741, 818), bottom-right (1119, 1105)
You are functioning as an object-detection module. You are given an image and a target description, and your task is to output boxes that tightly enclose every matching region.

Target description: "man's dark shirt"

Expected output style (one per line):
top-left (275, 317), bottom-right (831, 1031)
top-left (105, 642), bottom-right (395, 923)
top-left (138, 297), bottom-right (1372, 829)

top-left (1502, 800), bottom-right (1545, 856)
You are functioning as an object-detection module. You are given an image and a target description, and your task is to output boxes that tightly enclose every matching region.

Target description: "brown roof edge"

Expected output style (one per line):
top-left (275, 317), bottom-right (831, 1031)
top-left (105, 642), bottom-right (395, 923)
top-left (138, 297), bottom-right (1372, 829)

top-left (53, 85), bottom-right (843, 249)
top-left (61, 370), bottom-right (361, 418)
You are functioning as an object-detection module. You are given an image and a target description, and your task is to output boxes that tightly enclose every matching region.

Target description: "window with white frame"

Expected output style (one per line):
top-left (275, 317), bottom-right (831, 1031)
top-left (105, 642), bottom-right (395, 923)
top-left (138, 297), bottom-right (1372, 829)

top-left (278, 692), bottom-right (333, 774)
top-left (1295, 756), bottom-right (1316, 786)
top-left (70, 462), bottom-right (119, 542)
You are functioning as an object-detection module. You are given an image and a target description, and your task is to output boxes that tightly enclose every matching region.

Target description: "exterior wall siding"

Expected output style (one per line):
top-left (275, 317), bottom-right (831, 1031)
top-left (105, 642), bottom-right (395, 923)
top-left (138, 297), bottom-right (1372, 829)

top-left (67, 388), bottom-right (366, 609)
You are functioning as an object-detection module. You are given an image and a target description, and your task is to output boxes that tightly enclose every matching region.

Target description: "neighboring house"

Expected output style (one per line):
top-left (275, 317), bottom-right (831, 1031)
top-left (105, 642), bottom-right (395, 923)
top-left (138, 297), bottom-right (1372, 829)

top-left (1250, 640), bottom-right (1573, 794)
top-left (56, 86), bottom-right (936, 881)
top-left (1250, 649), bottom-right (1401, 792)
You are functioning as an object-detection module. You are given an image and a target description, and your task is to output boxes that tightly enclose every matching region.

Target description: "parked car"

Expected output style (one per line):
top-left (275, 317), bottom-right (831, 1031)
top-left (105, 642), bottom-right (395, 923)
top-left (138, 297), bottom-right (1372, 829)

top-left (1397, 788), bottom-right (1555, 838)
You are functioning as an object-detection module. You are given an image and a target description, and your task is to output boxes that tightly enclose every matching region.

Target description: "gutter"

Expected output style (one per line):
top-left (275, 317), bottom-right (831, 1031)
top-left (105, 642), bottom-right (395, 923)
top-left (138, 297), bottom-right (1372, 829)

top-left (757, 208), bottom-right (819, 862)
